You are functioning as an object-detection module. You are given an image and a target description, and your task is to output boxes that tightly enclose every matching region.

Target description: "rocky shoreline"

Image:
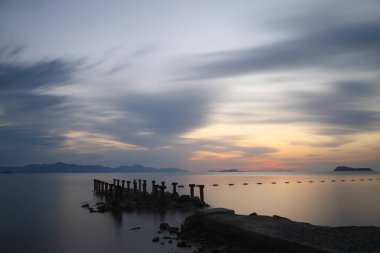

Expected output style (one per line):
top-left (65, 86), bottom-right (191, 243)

top-left (177, 208), bottom-right (380, 253)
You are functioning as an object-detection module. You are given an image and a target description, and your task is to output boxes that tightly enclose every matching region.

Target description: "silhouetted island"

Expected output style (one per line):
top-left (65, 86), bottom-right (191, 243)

top-left (208, 169), bottom-right (243, 172)
top-left (0, 162), bottom-right (188, 173)
top-left (334, 166), bottom-right (373, 172)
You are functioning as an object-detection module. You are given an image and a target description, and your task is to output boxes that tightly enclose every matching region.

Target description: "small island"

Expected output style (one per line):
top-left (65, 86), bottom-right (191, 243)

top-left (334, 166), bottom-right (373, 172)
top-left (208, 169), bottom-right (243, 172)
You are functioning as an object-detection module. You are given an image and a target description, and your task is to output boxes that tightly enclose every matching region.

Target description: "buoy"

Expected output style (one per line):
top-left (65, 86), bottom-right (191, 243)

top-left (369, 178), bottom-right (373, 181)
top-left (243, 183), bottom-right (248, 185)
top-left (178, 185), bottom-right (184, 188)
top-left (341, 180), bottom-right (345, 182)
top-left (285, 182), bottom-right (289, 184)
top-left (212, 184), bottom-right (219, 186)
top-left (228, 183), bottom-right (234, 186)
top-left (320, 180), bottom-right (325, 182)
top-left (257, 182), bottom-right (262, 185)
top-left (297, 181), bottom-right (302, 183)
top-left (308, 181), bottom-right (313, 183)
top-left (332, 180), bottom-right (336, 182)
top-left (271, 182), bottom-right (276, 184)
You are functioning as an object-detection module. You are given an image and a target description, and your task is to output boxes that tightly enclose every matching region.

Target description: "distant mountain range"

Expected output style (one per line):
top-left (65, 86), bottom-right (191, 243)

top-left (0, 162), bottom-right (188, 173)
top-left (334, 166), bottom-right (373, 172)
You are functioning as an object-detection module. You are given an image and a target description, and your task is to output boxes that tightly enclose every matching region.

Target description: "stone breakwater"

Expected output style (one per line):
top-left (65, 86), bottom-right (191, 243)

top-left (180, 208), bottom-right (380, 253)
top-left (82, 178), bottom-right (208, 213)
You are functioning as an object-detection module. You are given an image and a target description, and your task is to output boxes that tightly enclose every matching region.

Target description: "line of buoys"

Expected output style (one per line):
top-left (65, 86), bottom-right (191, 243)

top-left (205, 177), bottom-right (378, 187)
top-left (177, 185), bottom-right (184, 188)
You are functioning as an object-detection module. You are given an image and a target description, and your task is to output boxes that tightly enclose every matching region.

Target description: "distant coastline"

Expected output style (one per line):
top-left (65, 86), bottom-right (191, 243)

top-left (334, 166), bottom-right (373, 172)
top-left (0, 162), bottom-right (188, 173)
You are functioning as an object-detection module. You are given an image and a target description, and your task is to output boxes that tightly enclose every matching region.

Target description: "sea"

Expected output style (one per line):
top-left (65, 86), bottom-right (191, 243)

top-left (1, 172), bottom-right (379, 253)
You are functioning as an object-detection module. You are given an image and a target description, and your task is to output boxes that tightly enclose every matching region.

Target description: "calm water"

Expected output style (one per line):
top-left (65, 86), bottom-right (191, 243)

top-left (1, 172), bottom-right (379, 253)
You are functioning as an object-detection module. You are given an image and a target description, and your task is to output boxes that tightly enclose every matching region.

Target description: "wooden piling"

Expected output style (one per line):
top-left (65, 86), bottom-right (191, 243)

top-left (197, 185), bottom-right (205, 202)
top-left (189, 184), bottom-right (195, 198)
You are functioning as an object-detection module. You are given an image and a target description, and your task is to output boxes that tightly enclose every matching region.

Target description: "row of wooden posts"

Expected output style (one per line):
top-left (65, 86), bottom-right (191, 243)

top-left (93, 179), bottom-right (205, 202)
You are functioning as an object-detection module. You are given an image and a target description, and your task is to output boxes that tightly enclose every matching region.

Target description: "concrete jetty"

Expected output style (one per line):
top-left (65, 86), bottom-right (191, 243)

top-left (182, 208), bottom-right (380, 253)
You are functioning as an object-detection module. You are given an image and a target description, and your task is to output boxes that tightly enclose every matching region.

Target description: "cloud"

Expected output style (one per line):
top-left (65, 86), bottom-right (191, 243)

top-left (0, 59), bottom-right (78, 161)
top-left (120, 88), bottom-right (215, 135)
top-left (288, 81), bottom-right (380, 134)
top-left (186, 19), bottom-right (380, 79)
top-left (0, 59), bottom-right (75, 91)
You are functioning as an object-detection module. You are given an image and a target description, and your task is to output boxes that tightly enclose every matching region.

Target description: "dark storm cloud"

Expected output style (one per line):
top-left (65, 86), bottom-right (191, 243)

top-left (121, 89), bottom-right (214, 135)
top-left (0, 59), bottom-right (75, 91)
top-left (0, 125), bottom-right (64, 147)
top-left (187, 19), bottom-right (380, 79)
top-left (0, 59), bottom-right (77, 157)
top-left (288, 81), bottom-right (380, 135)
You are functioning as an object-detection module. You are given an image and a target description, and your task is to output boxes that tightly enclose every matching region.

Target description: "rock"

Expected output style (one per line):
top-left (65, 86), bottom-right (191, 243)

top-left (249, 212), bottom-right (257, 216)
top-left (152, 237), bottom-right (160, 242)
top-left (273, 215), bottom-right (291, 221)
top-left (159, 222), bottom-right (170, 230)
top-left (130, 226), bottom-right (141, 230)
top-left (81, 203), bottom-right (90, 208)
top-left (178, 195), bottom-right (191, 202)
top-left (177, 241), bottom-right (188, 248)
top-left (168, 226), bottom-right (179, 234)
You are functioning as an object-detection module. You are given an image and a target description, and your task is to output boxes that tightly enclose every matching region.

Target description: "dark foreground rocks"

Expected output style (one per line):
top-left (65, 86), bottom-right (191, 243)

top-left (180, 208), bottom-right (380, 253)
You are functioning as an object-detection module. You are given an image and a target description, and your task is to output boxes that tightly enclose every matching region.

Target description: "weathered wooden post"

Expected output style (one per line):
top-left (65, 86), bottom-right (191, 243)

top-left (105, 183), bottom-right (109, 194)
top-left (121, 180), bottom-right (125, 189)
top-left (101, 181), bottom-right (105, 193)
top-left (117, 179), bottom-right (120, 187)
top-left (109, 184), bottom-right (113, 196)
top-left (172, 182), bottom-right (178, 195)
top-left (142, 180), bottom-right (147, 195)
top-left (153, 185), bottom-right (158, 197)
top-left (133, 180), bottom-right (137, 194)
top-left (159, 185), bottom-right (166, 199)
top-left (189, 184), bottom-right (195, 198)
top-left (127, 181), bottom-right (131, 193)
top-left (151, 180), bottom-right (156, 193)
top-left (138, 179), bottom-right (142, 191)
top-left (113, 179), bottom-right (116, 185)
top-left (197, 185), bottom-right (205, 202)
top-left (93, 179), bottom-right (96, 191)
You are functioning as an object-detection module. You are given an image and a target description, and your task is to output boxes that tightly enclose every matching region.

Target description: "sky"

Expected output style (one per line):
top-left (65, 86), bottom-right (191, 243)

top-left (1, 0), bottom-right (380, 171)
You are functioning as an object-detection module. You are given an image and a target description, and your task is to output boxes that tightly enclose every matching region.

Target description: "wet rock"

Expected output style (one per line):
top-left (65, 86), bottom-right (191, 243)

top-left (152, 237), bottom-right (160, 242)
top-left (160, 222), bottom-right (170, 230)
top-left (130, 226), bottom-right (141, 230)
top-left (177, 241), bottom-right (188, 248)
top-left (168, 226), bottom-right (179, 234)
top-left (249, 212), bottom-right (257, 216)
top-left (81, 203), bottom-right (90, 208)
